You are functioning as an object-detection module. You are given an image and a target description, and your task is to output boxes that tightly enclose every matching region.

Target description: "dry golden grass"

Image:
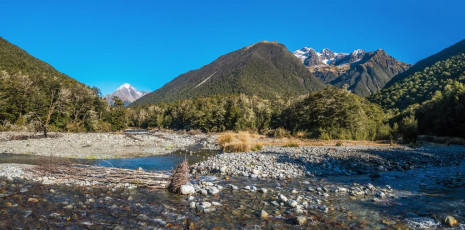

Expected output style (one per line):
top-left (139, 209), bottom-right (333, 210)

top-left (295, 131), bottom-right (306, 139)
top-left (217, 132), bottom-right (234, 147)
top-left (223, 141), bottom-right (251, 152)
top-left (217, 131), bottom-right (393, 152)
top-left (283, 142), bottom-right (299, 147)
top-left (218, 131), bottom-right (264, 152)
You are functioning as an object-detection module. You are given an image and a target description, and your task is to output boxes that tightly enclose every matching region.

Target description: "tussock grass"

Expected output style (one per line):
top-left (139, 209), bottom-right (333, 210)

top-left (283, 142), bottom-right (299, 147)
top-left (217, 132), bottom-right (263, 153)
top-left (217, 132), bottom-right (234, 147)
top-left (295, 131), bottom-right (307, 139)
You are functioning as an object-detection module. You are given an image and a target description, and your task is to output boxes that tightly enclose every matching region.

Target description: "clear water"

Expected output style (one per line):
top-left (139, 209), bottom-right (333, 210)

top-left (91, 149), bottom-right (217, 171)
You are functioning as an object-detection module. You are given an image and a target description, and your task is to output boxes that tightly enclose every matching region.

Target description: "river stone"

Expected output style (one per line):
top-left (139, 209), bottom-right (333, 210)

top-left (293, 216), bottom-right (307, 225)
top-left (229, 184), bottom-right (239, 190)
top-left (0, 193), bottom-right (10, 198)
top-left (286, 200), bottom-right (298, 208)
top-left (260, 210), bottom-right (269, 219)
top-left (137, 214), bottom-right (149, 220)
top-left (278, 194), bottom-right (288, 202)
top-left (444, 216), bottom-right (459, 227)
top-left (208, 187), bottom-right (220, 195)
top-left (212, 202), bottom-right (222, 206)
top-left (27, 198), bottom-right (39, 203)
top-left (190, 202), bottom-right (196, 208)
top-left (200, 202), bottom-right (212, 208)
top-left (180, 185), bottom-right (196, 195)
top-left (203, 207), bottom-right (216, 213)
top-left (376, 191), bottom-right (386, 198)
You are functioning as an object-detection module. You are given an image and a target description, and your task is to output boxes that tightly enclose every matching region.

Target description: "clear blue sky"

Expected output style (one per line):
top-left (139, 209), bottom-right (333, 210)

top-left (1, 0), bottom-right (465, 95)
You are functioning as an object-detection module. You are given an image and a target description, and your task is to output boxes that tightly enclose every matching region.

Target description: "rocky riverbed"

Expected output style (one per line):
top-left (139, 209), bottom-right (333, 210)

top-left (1, 134), bottom-right (465, 229)
top-left (0, 131), bottom-right (217, 159)
top-left (192, 145), bottom-right (465, 179)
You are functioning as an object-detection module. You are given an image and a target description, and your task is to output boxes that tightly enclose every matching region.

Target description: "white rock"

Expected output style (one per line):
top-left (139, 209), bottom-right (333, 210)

top-left (278, 194), bottom-right (288, 202)
top-left (190, 202), bottom-right (197, 208)
top-left (286, 199), bottom-right (298, 208)
top-left (180, 185), bottom-right (196, 195)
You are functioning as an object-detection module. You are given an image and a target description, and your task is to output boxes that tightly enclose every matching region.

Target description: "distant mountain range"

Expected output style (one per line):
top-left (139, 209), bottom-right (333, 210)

top-left (132, 41), bottom-right (326, 106)
top-left (104, 83), bottom-right (149, 106)
top-left (293, 47), bottom-right (411, 96)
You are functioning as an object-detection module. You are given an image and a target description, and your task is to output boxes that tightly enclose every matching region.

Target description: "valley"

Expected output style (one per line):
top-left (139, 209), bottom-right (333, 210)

top-left (1, 2), bottom-right (465, 228)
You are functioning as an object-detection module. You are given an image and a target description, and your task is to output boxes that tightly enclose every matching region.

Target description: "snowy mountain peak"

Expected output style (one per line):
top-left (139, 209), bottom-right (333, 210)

top-left (293, 47), bottom-right (316, 61)
top-left (351, 49), bottom-right (365, 56)
top-left (293, 46), bottom-right (367, 67)
top-left (118, 83), bottom-right (132, 90)
top-left (104, 83), bottom-right (150, 106)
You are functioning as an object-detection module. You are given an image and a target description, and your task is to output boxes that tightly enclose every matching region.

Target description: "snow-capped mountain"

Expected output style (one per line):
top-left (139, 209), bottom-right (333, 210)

top-left (293, 47), bottom-right (360, 66)
top-left (293, 47), bottom-right (411, 96)
top-left (104, 83), bottom-right (150, 106)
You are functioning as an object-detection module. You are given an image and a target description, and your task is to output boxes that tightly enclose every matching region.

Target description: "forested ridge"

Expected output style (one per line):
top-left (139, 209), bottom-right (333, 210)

top-left (0, 37), bottom-right (126, 134)
top-left (370, 53), bottom-right (465, 111)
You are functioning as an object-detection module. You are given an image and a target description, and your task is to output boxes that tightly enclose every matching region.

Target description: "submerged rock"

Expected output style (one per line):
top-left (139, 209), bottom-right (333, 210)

top-left (444, 216), bottom-right (459, 227)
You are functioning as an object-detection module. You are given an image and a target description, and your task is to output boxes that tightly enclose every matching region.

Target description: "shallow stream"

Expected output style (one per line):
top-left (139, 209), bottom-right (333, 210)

top-left (0, 149), bottom-right (464, 229)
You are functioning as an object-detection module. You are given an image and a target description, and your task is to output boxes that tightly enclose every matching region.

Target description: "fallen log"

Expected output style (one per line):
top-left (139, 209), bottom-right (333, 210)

top-left (31, 164), bottom-right (170, 189)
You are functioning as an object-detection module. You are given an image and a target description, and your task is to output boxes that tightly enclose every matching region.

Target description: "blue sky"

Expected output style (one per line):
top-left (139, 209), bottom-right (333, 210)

top-left (1, 0), bottom-right (465, 95)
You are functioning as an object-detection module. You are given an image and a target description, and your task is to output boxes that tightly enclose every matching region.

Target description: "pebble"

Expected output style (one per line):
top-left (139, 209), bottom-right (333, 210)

top-left (278, 194), bottom-right (288, 202)
top-left (286, 200), bottom-right (298, 208)
top-left (293, 216), bottom-right (307, 225)
top-left (208, 187), bottom-right (220, 195)
top-left (27, 198), bottom-right (39, 203)
top-left (190, 202), bottom-right (197, 208)
top-left (212, 202), bottom-right (222, 206)
top-left (260, 210), bottom-right (269, 219)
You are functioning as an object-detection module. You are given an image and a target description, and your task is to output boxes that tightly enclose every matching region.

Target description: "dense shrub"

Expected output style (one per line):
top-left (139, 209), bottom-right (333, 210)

top-left (281, 87), bottom-right (390, 140)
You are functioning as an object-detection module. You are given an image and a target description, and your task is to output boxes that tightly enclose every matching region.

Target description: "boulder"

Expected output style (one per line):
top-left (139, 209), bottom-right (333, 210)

top-left (180, 185), bottom-right (195, 195)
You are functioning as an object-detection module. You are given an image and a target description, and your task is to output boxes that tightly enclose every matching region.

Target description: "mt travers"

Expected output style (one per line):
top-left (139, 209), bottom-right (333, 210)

top-left (105, 83), bottom-right (149, 106)
top-left (132, 41), bottom-right (409, 106)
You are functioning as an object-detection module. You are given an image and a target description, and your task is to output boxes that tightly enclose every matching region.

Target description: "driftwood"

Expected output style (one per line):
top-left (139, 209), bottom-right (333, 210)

top-left (32, 164), bottom-right (170, 189)
top-left (168, 159), bottom-right (189, 193)
top-left (124, 133), bottom-right (144, 142)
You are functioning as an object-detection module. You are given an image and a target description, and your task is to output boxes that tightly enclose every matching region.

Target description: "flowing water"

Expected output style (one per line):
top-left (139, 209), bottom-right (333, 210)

top-left (0, 149), bottom-right (464, 229)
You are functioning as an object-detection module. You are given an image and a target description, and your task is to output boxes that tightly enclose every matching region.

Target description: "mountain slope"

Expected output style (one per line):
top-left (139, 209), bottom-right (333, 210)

top-left (104, 83), bottom-right (149, 106)
top-left (132, 41), bottom-right (326, 106)
top-left (293, 48), bottom-right (410, 96)
top-left (385, 39), bottom-right (465, 88)
top-left (370, 39), bottom-right (465, 110)
top-left (0, 37), bottom-right (79, 85)
top-left (0, 36), bottom-right (103, 130)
